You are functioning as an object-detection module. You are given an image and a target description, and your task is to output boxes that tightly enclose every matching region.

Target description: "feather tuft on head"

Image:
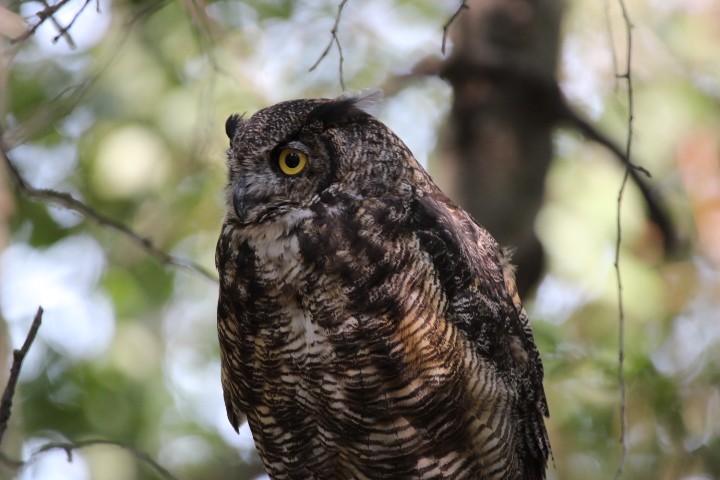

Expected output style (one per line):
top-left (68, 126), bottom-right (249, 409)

top-left (338, 89), bottom-right (384, 115)
top-left (306, 89), bottom-right (384, 129)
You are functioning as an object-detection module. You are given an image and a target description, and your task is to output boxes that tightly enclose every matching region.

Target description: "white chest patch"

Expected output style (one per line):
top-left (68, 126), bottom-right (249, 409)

top-left (235, 209), bottom-right (326, 359)
top-left (237, 209), bottom-right (311, 282)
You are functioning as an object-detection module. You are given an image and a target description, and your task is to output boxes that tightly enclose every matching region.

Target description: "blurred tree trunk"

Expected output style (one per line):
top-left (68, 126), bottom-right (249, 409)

top-left (434, 0), bottom-right (565, 297)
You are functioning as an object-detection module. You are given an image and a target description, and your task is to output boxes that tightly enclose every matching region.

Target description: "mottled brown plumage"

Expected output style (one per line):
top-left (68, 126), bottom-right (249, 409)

top-left (216, 93), bottom-right (550, 479)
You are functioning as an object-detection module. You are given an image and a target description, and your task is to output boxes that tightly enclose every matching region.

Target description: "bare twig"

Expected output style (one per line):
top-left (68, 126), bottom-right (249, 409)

top-left (0, 309), bottom-right (178, 478)
top-left (51, 0), bottom-right (95, 45)
top-left (441, 0), bottom-right (469, 55)
top-left (0, 146), bottom-right (217, 282)
top-left (613, 1), bottom-right (634, 478)
top-left (29, 439), bottom-right (179, 480)
top-left (333, 33), bottom-right (345, 91)
top-left (2, 438), bottom-right (179, 480)
top-left (309, 0), bottom-right (349, 90)
top-left (613, 172), bottom-right (629, 480)
top-left (0, 311), bottom-right (177, 479)
top-left (12, 0), bottom-right (74, 46)
top-left (0, 307), bottom-right (43, 446)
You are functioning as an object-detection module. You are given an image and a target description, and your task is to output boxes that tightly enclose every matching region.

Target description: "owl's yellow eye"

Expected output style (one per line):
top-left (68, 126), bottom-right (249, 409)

top-left (278, 148), bottom-right (308, 176)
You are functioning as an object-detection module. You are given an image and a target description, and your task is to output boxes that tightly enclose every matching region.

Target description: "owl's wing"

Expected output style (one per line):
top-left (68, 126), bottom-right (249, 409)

top-left (216, 223), bottom-right (246, 433)
top-left (411, 190), bottom-right (551, 474)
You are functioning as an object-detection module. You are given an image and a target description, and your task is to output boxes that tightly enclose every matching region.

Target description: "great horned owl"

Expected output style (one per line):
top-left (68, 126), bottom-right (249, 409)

top-left (216, 93), bottom-right (550, 479)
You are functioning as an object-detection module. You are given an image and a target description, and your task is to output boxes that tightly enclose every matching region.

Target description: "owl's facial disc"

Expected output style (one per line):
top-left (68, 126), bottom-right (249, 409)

top-left (226, 96), bottom-right (381, 226)
top-left (230, 140), bottom-right (317, 225)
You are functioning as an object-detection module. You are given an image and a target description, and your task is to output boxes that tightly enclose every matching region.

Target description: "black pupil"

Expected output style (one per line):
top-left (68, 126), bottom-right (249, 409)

top-left (285, 152), bottom-right (301, 169)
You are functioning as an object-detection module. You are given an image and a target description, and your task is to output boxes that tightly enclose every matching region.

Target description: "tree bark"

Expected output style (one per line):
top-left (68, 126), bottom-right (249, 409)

top-left (435, 0), bottom-right (565, 297)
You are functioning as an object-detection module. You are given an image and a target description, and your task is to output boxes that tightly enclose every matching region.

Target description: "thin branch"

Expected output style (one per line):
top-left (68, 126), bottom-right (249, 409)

top-left (51, 0), bottom-right (95, 45)
top-left (0, 307), bottom-right (43, 446)
top-left (40, 0), bottom-right (76, 47)
top-left (309, 0), bottom-right (349, 90)
top-left (441, 0), bottom-right (469, 55)
top-left (613, 171), bottom-right (629, 480)
top-left (0, 146), bottom-right (218, 282)
top-left (13, 0), bottom-right (146, 49)
top-left (12, 0), bottom-right (74, 46)
top-left (29, 439), bottom-right (179, 480)
top-left (333, 34), bottom-right (345, 91)
top-left (613, 1), bottom-right (634, 478)
top-left (0, 308), bottom-right (176, 479)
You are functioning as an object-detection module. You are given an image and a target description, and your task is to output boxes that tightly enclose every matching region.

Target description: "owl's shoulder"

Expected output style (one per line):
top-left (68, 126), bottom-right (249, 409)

top-left (410, 189), bottom-right (542, 372)
top-left (411, 188), bottom-right (550, 450)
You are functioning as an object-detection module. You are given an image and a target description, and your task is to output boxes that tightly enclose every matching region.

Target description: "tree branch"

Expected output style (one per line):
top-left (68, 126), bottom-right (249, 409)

top-left (613, 2), bottom-right (634, 478)
top-left (309, 0), bottom-right (349, 90)
top-left (0, 307), bottom-right (43, 446)
top-left (0, 308), bottom-right (178, 479)
top-left (0, 145), bottom-right (218, 282)
top-left (441, 0), bottom-right (469, 55)
top-left (12, 0), bottom-right (75, 47)
top-left (2, 438), bottom-right (180, 480)
top-left (440, 51), bottom-right (677, 252)
top-left (29, 439), bottom-right (180, 480)
top-left (14, 0), bottom-right (100, 47)
top-left (50, 0), bottom-right (97, 45)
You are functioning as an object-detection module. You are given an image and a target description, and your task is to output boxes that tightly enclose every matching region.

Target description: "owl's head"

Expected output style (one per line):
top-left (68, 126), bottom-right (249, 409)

top-left (224, 92), bottom-right (419, 226)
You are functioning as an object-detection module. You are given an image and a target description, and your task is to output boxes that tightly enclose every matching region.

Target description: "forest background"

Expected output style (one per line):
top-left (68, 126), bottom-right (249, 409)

top-left (0, 0), bottom-right (719, 479)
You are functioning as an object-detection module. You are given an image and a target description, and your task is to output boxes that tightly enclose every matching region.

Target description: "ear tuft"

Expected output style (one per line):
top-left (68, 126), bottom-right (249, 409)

top-left (338, 89), bottom-right (384, 115)
top-left (305, 89), bottom-right (384, 129)
top-left (225, 113), bottom-right (245, 141)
